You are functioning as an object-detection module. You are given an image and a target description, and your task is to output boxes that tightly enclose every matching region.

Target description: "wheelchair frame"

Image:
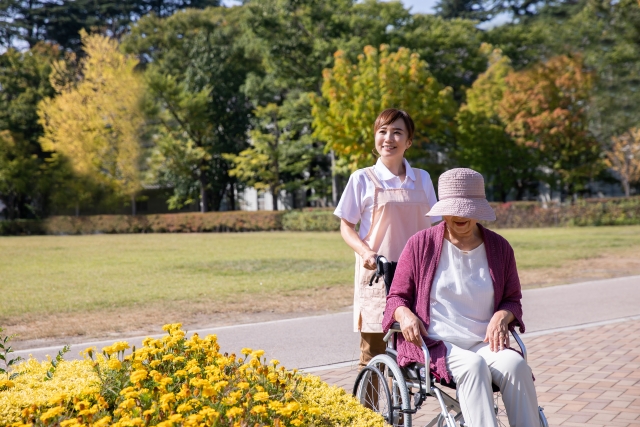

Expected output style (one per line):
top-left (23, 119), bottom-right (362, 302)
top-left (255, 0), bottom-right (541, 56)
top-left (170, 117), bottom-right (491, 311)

top-left (353, 256), bottom-right (549, 427)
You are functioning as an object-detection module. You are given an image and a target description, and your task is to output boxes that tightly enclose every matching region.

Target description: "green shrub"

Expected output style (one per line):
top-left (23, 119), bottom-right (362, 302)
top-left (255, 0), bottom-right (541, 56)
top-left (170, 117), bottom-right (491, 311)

top-left (0, 219), bottom-right (45, 235)
top-left (282, 210), bottom-right (340, 231)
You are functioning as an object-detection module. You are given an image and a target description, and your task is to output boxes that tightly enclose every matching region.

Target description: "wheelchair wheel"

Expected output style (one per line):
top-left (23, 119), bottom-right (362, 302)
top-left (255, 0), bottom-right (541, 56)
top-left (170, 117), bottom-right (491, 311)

top-left (494, 392), bottom-right (549, 427)
top-left (353, 365), bottom-right (394, 424)
top-left (494, 392), bottom-right (508, 427)
top-left (367, 354), bottom-right (412, 427)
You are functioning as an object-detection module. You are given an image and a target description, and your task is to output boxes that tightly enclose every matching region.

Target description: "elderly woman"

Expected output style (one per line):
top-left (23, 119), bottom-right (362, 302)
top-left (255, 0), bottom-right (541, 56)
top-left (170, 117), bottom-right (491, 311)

top-left (382, 168), bottom-right (540, 427)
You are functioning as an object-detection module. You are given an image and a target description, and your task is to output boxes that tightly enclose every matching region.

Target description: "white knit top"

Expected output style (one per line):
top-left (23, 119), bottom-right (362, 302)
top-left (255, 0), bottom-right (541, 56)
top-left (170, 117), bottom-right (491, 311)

top-left (427, 239), bottom-right (495, 345)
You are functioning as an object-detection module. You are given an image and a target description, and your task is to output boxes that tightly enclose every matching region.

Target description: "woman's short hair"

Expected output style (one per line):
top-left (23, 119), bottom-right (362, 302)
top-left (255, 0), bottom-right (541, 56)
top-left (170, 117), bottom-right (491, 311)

top-left (373, 109), bottom-right (415, 141)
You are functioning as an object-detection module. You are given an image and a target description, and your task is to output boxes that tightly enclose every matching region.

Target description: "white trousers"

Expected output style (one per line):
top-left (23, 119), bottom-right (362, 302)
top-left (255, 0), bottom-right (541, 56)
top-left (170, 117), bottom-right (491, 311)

top-left (443, 340), bottom-right (539, 427)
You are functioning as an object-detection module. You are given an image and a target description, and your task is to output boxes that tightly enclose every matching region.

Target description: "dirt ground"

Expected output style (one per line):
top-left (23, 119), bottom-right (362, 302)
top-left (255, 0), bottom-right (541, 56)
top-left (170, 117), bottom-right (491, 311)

top-left (8, 251), bottom-right (640, 351)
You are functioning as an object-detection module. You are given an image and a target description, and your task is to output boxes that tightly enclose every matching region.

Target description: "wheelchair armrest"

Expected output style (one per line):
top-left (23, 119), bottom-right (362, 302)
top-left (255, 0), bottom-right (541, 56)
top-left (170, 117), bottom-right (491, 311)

top-left (511, 329), bottom-right (527, 362)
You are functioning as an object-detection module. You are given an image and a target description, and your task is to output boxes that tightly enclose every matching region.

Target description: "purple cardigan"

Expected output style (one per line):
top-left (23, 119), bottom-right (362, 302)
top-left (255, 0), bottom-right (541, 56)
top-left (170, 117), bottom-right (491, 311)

top-left (382, 221), bottom-right (525, 383)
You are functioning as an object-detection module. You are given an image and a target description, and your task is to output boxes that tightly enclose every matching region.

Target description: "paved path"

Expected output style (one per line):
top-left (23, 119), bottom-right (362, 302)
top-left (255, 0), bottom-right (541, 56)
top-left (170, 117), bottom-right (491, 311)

top-left (11, 275), bottom-right (640, 426)
top-left (313, 317), bottom-right (640, 426)
top-left (15, 275), bottom-right (640, 369)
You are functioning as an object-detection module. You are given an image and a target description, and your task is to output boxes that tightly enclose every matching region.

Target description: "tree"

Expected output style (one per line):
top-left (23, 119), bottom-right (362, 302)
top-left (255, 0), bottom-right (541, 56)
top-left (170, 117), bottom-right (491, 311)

top-left (499, 54), bottom-right (601, 197)
top-left (123, 7), bottom-right (256, 212)
top-left (0, 0), bottom-right (221, 52)
top-left (0, 43), bottom-right (62, 219)
top-left (605, 128), bottom-right (640, 197)
top-left (38, 31), bottom-right (145, 213)
top-left (311, 44), bottom-right (457, 173)
top-left (224, 95), bottom-right (315, 211)
top-left (454, 46), bottom-right (538, 201)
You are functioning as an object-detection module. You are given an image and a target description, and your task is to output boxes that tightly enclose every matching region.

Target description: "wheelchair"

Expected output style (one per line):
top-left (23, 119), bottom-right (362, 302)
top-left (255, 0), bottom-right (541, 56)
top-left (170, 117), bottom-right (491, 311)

top-left (353, 256), bottom-right (549, 427)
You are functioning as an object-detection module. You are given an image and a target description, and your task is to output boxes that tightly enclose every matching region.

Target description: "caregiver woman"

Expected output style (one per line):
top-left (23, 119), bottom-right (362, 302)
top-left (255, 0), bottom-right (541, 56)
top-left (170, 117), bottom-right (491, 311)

top-left (333, 108), bottom-right (440, 369)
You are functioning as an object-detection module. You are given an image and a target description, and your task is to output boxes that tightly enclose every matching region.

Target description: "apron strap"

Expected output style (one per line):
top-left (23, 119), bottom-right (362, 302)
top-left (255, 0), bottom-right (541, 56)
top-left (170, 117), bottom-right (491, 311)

top-left (364, 167), bottom-right (384, 189)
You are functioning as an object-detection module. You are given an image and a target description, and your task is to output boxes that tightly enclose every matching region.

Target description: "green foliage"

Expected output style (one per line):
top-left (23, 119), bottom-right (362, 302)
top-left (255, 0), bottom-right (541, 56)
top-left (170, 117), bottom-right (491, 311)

top-left (124, 7), bottom-right (256, 212)
top-left (0, 0), bottom-right (221, 51)
top-left (282, 210), bottom-right (340, 232)
top-left (0, 327), bottom-right (23, 380)
top-left (311, 44), bottom-right (457, 173)
top-left (44, 345), bottom-right (70, 381)
top-left (499, 54), bottom-right (602, 196)
top-left (454, 46), bottom-right (539, 201)
top-left (0, 44), bottom-right (65, 219)
top-left (225, 98), bottom-right (315, 210)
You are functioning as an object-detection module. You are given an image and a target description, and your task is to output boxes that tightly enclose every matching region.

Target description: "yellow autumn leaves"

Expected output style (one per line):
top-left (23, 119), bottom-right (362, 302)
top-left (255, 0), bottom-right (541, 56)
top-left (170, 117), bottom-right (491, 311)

top-left (1, 324), bottom-right (384, 427)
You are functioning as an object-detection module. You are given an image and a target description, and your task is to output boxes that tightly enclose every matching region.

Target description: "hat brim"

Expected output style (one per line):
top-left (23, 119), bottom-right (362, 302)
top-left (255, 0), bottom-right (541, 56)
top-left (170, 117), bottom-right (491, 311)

top-left (426, 197), bottom-right (496, 221)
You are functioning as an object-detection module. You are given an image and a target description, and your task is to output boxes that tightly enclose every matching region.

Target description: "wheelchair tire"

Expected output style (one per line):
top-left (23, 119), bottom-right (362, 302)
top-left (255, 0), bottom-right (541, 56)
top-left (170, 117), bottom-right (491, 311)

top-left (367, 354), bottom-right (412, 427)
top-left (353, 365), bottom-right (394, 425)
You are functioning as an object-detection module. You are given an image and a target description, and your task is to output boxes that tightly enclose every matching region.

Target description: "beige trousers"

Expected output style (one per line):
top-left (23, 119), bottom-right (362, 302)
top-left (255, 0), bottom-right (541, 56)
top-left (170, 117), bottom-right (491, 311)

top-left (359, 332), bottom-right (387, 369)
top-left (443, 340), bottom-right (539, 427)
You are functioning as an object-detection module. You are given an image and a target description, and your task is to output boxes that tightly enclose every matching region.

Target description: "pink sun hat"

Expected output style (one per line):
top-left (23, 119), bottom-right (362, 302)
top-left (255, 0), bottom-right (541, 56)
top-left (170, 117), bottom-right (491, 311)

top-left (426, 168), bottom-right (496, 221)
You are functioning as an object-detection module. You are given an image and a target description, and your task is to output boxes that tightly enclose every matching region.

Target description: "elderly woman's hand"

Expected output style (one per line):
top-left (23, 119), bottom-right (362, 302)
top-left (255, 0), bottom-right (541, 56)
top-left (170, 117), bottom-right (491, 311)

top-left (394, 306), bottom-right (428, 348)
top-left (484, 310), bottom-right (515, 352)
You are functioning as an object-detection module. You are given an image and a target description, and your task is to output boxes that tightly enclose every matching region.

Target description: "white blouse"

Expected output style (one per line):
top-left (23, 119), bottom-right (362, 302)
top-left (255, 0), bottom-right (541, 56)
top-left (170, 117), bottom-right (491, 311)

top-left (333, 158), bottom-right (441, 239)
top-left (427, 239), bottom-right (495, 346)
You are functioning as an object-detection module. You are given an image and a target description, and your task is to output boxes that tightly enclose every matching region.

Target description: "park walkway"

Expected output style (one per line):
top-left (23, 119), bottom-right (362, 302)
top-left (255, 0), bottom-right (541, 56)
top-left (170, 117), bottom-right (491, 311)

top-left (13, 275), bottom-right (640, 425)
top-left (309, 317), bottom-right (640, 426)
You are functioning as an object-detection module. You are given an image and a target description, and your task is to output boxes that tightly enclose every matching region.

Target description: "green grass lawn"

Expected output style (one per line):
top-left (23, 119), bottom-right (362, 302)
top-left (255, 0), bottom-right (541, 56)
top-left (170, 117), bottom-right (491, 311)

top-left (1, 226), bottom-right (639, 319)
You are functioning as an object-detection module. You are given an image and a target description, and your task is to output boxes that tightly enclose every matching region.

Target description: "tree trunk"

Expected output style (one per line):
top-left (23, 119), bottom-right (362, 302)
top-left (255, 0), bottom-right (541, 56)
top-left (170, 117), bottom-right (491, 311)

top-left (200, 177), bottom-right (208, 213)
top-left (331, 150), bottom-right (338, 206)
top-left (271, 186), bottom-right (278, 211)
top-left (75, 202), bottom-right (79, 217)
top-left (131, 194), bottom-right (136, 216)
top-left (229, 183), bottom-right (236, 211)
top-left (623, 179), bottom-right (631, 197)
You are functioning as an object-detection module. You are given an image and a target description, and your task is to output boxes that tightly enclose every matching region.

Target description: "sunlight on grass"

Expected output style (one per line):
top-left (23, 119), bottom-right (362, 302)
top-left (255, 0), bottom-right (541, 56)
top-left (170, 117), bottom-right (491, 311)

top-left (1, 226), bottom-right (639, 319)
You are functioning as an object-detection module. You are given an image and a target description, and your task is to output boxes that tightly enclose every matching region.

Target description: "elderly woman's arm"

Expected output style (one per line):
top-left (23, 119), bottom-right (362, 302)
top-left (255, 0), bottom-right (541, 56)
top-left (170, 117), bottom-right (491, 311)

top-left (485, 241), bottom-right (525, 351)
top-left (383, 235), bottom-right (427, 347)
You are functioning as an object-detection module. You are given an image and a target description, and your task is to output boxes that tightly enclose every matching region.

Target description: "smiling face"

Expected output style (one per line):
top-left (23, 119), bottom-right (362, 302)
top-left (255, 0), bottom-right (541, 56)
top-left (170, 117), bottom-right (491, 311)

top-left (374, 118), bottom-right (412, 161)
top-left (443, 215), bottom-right (478, 238)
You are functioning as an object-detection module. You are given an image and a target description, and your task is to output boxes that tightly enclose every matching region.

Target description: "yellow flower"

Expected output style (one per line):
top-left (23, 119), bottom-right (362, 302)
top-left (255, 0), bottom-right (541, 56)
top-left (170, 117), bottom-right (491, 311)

top-left (290, 420), bottom-right (302, 426)
top-left (0, 379), bottom-right (15, 389)
top-left (177, 402), bottom-right (194, 413)
top-left (93, 416), bottom-right (112, 427)
top-left (60, 419), bottom-right (81, 427)
top-left (40, 406), bottom-right (64, 422)
top-left (149, 360), bottom-right (162, 368)
top-left (169, 413), bottom-right (183, 423)
top-left (269, 359), bottom-right (280, 366)
top-left (130, 369), bottom-right (148, 383)
top-left (120, 398), bottom-right (137, 409)
top-left (162, 354), bottom-right (174, 362)
top-left (199, 407), bottom-right (220, 419)
top-left (250, 350), bottom-right (265, 359)
top-left (47, 393), bottom-right (68, 406)
top-left (253, 392), bottom-right (270, 402)
top-left (240, 348), bottom-right (252, 356)
top-left (108, 359), bottom-right (122, 370)
top-left (222, 396), bottom-right (238, 406)
top-left (250, 405), bottom-right (267, 415)
top-left (237, 382), bottom-right (250, 390)
top-left (226, 407), bottom-right (244, 419)
top-left (174, 369), bottom-right (187, 377)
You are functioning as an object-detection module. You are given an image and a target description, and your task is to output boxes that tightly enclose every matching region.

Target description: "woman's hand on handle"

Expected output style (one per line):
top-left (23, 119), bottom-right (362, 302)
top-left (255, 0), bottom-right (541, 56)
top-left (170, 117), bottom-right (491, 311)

top-left (339, 219), bottom-right (377, 270)
top-left (394, 306), bottom-right (428, 348)
top-left (484, 310), bottom-right (515, 352)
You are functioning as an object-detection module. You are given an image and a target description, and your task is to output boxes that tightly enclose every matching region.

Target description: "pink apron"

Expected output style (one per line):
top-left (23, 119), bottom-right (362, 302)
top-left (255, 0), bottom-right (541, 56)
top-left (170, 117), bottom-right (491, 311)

top-left (354, 167), bottom-right (433, 333)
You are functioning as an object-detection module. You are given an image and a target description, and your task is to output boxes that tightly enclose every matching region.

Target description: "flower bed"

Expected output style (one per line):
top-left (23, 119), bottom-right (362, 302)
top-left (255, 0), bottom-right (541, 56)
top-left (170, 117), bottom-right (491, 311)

top-left (0, 324), bottom-right (383, 427)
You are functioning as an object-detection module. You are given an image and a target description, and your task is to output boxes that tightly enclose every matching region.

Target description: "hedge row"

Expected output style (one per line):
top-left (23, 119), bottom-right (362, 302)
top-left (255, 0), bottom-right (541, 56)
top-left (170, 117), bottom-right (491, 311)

top-left (1, 197), bottom-right (639, 235)
top-left (487, 197), bottom-right (640, 228)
